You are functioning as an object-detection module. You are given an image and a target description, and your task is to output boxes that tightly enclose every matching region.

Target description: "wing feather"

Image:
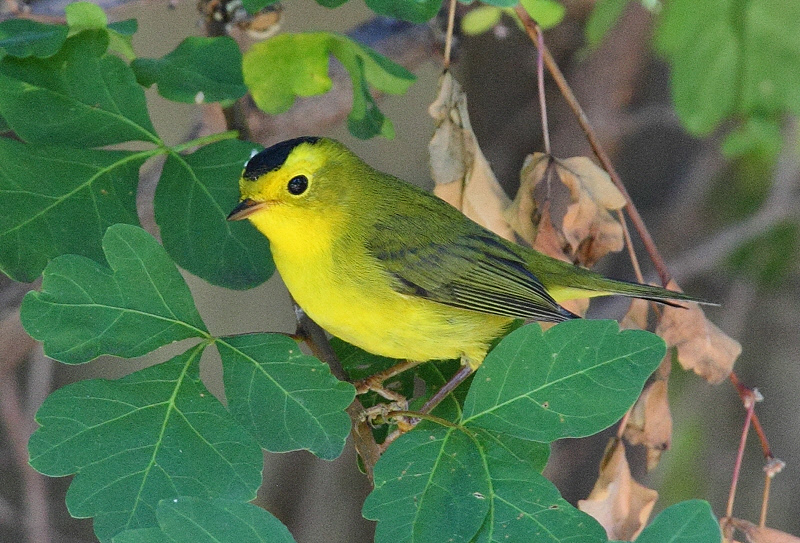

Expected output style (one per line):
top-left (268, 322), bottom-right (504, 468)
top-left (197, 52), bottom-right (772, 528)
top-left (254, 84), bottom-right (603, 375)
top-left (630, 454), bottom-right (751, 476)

top-left (366, 218), bottom-right (575, 323)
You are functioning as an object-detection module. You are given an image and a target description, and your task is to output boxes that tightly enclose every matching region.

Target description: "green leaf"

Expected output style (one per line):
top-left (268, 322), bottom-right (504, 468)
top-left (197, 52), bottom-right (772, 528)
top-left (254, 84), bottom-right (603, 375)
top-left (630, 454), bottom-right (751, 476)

top-left (65, 1), bottom-right (108, 31)
top-left (520, 0), bottom-right (566, 29)
top-left (635, 500), bottom-right (721, 543)
top-left (480, 0), bottom-right (518, 6)
top-left (21, 224), bottom-right (208, 363)
top-left (727, 222), bottom-right (798, 288)
top-left (365, 424), bottom-right (600, 543)
top-left (0, 30), bottom-right (157, 146)
top-left (132, 37), bottom-right (246, 103)
top-left (242, 0), bottom-right (281, 12)
top-left (217, 334), bottom-right (355, 460)
top-left (28, 346), bottom-right (263, 542)
top-left (0, 139), bottom-right (146, 282)
top-left (721, 116), bottom-right (783, 160)
top-left (471, 430), bottom-right (604, 543)
top-left (315, 0), bottom-right (350, 6)
top-left (113, 528), bottom-right (166, 543)
top-left (363, 0), bottom-right (443, 23)
top-left (461, 7), bottom-right (502, 36)
top-left (363, 424), bottom-right (491, 543)
top-left (0, 19), bottom-right (68, 58)
top-left (65, 2), bottom-right (137, 60)
top-left (655, 0), bottom-right (800, 135)
top-left (243, 33), bottom-right (333, 113)
top-left (585, 0), bottom-right (631, 49)
top-left (462, 320), bottom-right (665, 441)
top-left (156, 139), bottom-right (274, 289)
top-left (156, 498), bottom-right (296, 543)
top-left (114, 498), bottom-right (296, 543)
top-left (242, 32), bottom-right (414, 139)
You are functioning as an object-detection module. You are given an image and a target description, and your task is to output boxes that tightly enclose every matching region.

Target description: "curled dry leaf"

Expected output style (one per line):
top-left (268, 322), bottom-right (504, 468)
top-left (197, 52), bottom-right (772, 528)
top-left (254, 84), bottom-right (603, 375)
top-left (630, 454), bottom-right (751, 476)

top-left (656, 280), bottom-right (740, 384)
top-left (726, 517), bottom-right (800, 543)
top-left (624, 355), bottom-right (673, 471)
top-left (428, 70), bottom-right (515, 241)
top-left (505, 152), bottom-right (627, 267)
top-left (578, 438), bottom-right (658, 541)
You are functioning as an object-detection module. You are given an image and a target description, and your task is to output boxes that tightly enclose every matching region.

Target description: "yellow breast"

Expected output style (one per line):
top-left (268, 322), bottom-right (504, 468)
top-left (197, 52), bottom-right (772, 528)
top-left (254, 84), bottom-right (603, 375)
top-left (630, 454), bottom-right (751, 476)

top-left (249, 207), bottom-right (511, 368)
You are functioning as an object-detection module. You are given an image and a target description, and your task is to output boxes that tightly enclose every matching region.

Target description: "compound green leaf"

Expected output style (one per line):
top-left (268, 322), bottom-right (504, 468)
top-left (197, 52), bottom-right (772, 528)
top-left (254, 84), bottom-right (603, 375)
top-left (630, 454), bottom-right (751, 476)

top-left (471, 430), bottom-right (604, 543)
top-left (21, 224), bottom-right (208, 363)
top-left (363, 424), bottom-right (491, 543)
top-left (132, 37), bottom-right (246, 103)
top-left (217, 334), bottom-right (355, 460)
top-left (635, 500), bottom-right (721, 543)
top-left (0, 29), bottom-right (157, 146)
top-left (28, 346), bottom-right (263, 542)
top-left (156, 139), bottom-right (273, 289)
top-left (0, 19), bottom-right (68, 58)
top-left (0, 139), bottom-right (146, 282)
top-left (462, 320), bottom-right (665, 441)
top-left (364, 0), bottom-right (443, 23)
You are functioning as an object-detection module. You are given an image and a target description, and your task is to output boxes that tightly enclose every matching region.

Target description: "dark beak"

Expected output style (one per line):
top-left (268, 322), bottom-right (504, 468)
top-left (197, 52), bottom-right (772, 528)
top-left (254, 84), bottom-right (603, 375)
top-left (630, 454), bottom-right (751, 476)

top-left (227, 198), bottom-right (266, 221)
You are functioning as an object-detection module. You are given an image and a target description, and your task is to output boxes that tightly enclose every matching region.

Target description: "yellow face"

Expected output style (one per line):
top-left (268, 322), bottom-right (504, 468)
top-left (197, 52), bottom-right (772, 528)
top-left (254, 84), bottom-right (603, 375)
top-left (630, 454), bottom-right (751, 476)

top-left (227, 138), bottom-right (351, 254)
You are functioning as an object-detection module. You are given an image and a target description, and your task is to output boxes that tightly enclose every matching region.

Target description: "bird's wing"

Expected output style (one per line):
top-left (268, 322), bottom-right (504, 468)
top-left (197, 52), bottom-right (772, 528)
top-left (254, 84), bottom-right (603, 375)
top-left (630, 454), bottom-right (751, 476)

top-left (366, 219), bottom-right (575, 323)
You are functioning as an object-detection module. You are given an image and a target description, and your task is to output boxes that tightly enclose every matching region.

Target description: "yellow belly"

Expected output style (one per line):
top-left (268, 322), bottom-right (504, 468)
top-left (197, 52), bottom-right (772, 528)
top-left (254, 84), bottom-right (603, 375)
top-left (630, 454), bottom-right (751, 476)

top-left (271, 242), bottom-right (512, 369)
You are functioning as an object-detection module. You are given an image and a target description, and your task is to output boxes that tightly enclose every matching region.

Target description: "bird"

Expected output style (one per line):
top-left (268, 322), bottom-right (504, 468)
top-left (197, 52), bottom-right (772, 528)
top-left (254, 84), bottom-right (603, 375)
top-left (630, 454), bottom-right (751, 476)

top-left (227, 136), bottom-right (701, 387)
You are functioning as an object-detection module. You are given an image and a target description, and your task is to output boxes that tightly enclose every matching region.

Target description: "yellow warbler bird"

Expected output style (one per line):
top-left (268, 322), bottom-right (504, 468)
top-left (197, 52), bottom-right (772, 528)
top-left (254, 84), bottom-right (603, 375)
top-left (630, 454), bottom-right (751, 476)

top-left (228, 137), bottom-right (699, 372)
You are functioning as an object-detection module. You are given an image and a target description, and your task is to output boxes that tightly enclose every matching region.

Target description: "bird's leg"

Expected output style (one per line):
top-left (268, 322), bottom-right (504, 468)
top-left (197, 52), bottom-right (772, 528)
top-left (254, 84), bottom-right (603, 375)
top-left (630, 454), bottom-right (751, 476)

top-left (354, 358), bottom-right (422, 395)
top-left (419, 364), bottom-right (474, 414)
top-left (379, 364), bottom-right (475, 451)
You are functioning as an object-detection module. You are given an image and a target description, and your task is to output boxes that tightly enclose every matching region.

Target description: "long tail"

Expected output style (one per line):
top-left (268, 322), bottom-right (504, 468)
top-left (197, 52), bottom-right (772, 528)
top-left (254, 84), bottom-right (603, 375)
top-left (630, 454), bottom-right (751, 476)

top-left (586, 277), bottom-right (712, 308)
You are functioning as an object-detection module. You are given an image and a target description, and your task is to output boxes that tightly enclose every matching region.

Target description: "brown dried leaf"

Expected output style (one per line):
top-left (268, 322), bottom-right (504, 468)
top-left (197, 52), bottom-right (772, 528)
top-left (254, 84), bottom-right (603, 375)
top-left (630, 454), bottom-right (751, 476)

top-left (578, 438), bottom-right (658, 541)
top-left (505, 153), bottom-right (626, 266)
top-left (428, 71), bottom-right (515, 241)
top-left (505, 153), bottom-right (550, 246)
top-left (624, 356), bottom-right (672, 470)
top-left (727, 518), bottom-right (800, 543)
top-left (656, 280), bottom-right (740, 384)
top-left (621, 298), bottom-right (650, 331)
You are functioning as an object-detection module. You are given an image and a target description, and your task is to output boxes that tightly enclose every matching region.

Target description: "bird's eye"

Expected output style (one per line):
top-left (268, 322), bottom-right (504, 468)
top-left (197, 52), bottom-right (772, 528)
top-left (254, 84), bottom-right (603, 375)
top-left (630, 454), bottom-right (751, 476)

top-left (287, 175), bottom-right (308, 195)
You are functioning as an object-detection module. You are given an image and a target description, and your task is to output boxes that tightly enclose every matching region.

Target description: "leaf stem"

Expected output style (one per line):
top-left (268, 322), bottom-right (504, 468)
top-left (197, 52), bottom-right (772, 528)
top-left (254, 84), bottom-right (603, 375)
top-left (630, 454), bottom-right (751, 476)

top-left (386, 410), bottom-right (458, 429)
top-left (724, 386), bottom-right (758, 531)
top-left (535, 24), bottom-right (551, 156)
top-left (443, 0), bottom-right (458, 69)
top-left (170, 130), bottom-right (240, 153)
top-left (514, 6), bottom-right (672, 286)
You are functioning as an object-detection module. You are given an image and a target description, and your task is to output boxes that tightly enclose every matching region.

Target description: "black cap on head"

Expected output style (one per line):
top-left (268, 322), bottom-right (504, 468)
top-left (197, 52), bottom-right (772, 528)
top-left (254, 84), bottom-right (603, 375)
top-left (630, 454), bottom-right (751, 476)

top-left (242, 136), bottom-right (321, 181)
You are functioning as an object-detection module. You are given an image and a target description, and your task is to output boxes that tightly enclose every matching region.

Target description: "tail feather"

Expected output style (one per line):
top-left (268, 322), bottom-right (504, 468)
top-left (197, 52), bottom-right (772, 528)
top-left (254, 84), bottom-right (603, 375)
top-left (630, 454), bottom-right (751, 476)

top-left (584, 277), bottom-right (715, 307)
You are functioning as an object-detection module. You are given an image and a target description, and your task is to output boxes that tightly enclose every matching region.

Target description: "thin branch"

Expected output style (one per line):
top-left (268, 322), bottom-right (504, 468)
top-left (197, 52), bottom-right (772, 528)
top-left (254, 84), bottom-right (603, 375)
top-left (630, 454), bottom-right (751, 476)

top-left (514, 6), bottom-right (673, 286)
